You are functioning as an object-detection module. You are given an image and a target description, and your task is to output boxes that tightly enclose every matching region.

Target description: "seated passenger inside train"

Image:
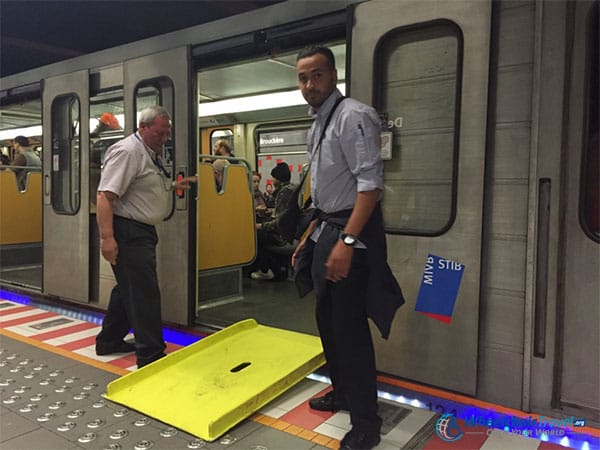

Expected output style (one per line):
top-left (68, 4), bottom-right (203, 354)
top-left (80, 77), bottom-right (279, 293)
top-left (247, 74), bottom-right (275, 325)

top-left (263, 182), bottom-right (275, 208)
top-left (249, 162), bottom-right (296, 281)
top-left (10, 136), bottom-right (41, 190)
top-left (213, 139), bottom-right (235, 159)
top-left (212, 158), bottom-right (229, 191)
top-left (252, 171), bottom-right (271, 223)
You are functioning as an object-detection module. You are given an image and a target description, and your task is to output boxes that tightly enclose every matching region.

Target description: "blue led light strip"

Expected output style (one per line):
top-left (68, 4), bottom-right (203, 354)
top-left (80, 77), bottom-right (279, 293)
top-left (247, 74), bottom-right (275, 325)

top-left (0, 289), bottom-right (203, 347)
top-left (2, 289), bottom-right (597, 450)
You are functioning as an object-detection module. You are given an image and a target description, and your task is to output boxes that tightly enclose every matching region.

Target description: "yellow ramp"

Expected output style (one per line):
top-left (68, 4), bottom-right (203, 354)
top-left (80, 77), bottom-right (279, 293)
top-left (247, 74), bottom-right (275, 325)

top-left (105, 319), bottom-right (324, 441)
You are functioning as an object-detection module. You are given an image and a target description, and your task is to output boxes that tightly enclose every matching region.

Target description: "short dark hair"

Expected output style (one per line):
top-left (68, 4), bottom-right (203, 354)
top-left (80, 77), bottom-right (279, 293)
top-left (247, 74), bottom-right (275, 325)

top-left (296, 46), bottom-right (336, 70)
top-left (14, 135), bottom-right (29, 146)
top-left (214, 139), bottom-right (232, 155)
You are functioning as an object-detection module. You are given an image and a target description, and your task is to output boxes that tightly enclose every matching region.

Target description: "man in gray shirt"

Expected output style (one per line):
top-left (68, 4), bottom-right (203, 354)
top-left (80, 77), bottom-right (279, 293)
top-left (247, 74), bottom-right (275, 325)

top-left (95, 105), bottom-right (195, 368)
top-left (293, 46), bottom-right (404, 450)
top-left (11, 135), bottom-right (41, 190)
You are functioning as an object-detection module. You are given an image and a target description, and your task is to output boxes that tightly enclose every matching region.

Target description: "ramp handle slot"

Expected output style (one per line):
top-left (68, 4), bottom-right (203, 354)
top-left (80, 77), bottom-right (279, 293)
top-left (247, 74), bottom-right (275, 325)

top-left (230, 362), bottom-right (251, 373)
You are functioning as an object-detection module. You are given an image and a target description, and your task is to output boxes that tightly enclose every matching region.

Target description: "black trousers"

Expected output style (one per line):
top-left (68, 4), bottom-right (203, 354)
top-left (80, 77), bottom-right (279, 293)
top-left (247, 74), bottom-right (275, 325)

top-left (314, 248), bottom-right (382, 433)
top-left (255, 228), bottom-right (281, 272)
top-left (96, 216), bottom-right (166, 367)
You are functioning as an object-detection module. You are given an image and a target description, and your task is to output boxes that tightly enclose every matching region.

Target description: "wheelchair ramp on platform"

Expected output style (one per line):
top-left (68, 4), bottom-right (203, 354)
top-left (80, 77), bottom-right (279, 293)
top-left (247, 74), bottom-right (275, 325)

top-left (104, 319), bottom-right (325, 441)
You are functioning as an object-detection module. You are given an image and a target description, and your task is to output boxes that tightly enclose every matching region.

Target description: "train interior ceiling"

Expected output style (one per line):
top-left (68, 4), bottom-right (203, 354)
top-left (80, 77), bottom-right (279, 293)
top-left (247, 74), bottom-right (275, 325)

top-left (0, 0), bottom-right (598, 434)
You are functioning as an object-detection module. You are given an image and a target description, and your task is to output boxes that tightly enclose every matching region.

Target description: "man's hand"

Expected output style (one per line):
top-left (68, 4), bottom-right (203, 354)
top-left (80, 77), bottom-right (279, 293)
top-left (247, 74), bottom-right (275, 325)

top-left (101, 236), bottom-right (118, 265)
top-left (325, 240), bottom-right (353, 282)
top-left (97, 190), bottom-right (118, 265)
top-left (291, 238), bottom-right (307, 269)
top-left (174, 176), bottom-right (197, 190)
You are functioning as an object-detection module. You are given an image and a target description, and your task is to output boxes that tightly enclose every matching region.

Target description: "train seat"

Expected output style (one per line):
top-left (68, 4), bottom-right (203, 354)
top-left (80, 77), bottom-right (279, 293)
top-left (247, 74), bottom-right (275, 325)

top-left (0, 170), bottom-right (42, 269)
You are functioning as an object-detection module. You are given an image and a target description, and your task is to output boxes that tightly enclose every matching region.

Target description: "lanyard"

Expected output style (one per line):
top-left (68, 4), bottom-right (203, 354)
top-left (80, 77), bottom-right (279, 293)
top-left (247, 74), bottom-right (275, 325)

top-left (134, 132), bottom-right (171, 178)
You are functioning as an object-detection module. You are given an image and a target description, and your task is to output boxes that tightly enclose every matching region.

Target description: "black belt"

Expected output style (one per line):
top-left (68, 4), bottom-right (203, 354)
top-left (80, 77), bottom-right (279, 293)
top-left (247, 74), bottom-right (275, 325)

top-left (113, 215), bottom-right (155, 230)
top-left (315, 208), bottom-right (353, 221)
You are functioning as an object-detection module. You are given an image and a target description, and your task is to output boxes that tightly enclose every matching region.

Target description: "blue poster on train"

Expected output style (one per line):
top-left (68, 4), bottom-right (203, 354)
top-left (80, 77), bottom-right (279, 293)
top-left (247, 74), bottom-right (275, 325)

top-left (415, 254), bottom-right (465, 323)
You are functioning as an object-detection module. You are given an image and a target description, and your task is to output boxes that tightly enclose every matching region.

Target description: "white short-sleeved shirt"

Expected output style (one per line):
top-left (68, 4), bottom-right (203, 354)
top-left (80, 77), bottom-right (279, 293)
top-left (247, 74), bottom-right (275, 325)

top-left (98, 132), bottom-right (170, 225)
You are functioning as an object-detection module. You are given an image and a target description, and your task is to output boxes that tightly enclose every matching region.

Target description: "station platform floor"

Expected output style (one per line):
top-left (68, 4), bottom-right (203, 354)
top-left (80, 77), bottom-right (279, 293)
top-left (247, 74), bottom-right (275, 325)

top-left (1, 291), bottom-right (598, 450)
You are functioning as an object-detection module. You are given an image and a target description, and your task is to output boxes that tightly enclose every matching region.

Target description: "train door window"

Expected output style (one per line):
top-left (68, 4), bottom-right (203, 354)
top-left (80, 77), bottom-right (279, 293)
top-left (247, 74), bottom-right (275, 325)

top-left (375, 21), bottom-right (462, 235)
top-left (210, 129), bottom-right (233, 155)
top-left (51, 94), bottom-right (81, 214)
top-left (135, 78), bottom-right (175, 168)
top-left (89, 90), bottom-right (124, 211)
top-left (580, 4), bottom-right (598, 242)
top-left (255, 124), bottom-right (311, 191)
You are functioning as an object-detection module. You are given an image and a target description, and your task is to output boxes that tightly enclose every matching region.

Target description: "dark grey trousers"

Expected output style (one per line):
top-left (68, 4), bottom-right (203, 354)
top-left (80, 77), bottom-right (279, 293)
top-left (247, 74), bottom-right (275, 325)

top-left (96, 216), bottom-right (166, 367)
top-left (314, 248), bottom-right (382, 433)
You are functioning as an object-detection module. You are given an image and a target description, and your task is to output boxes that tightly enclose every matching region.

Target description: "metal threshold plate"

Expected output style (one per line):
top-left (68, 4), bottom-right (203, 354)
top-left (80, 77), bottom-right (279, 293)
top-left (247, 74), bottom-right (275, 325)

top-left (105, 318), bottom-right (324, 441)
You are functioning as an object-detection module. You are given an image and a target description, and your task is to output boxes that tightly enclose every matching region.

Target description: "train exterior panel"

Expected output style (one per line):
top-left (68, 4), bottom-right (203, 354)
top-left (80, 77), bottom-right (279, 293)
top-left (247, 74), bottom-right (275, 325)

top-left (0, 0), bottom-right (597, 427)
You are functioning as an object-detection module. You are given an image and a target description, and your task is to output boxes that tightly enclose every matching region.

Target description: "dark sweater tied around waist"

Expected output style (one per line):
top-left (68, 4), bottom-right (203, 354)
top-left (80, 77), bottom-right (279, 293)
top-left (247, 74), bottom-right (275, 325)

top-left (294, 203), bottom-right (404, 339)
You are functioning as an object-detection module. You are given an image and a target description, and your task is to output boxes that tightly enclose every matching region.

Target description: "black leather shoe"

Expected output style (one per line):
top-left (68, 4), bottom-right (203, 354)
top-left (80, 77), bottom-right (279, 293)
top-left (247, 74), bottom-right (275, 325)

top-left (339, 428), bottom-right (381, 449)
top-left (96, 340), bottom-right (135, 356)
top-left (137, 352), bottom-right (166, 368)
top-left (309, 391), bottom-right (348, 412)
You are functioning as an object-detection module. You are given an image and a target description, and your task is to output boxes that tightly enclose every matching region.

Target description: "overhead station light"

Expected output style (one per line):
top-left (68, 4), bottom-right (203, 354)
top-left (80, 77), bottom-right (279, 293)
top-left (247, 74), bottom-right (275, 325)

top-left (198, 83), bottom-right (346, 117)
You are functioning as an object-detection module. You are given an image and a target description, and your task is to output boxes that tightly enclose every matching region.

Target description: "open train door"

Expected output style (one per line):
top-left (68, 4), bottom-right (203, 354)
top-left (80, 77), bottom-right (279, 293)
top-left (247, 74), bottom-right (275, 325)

top-left (120, 47), bottom-right (193, 325)
top-left (42, 70), bottom-right (90, 303)
top-left (351, 0), bottom-right (491, 394)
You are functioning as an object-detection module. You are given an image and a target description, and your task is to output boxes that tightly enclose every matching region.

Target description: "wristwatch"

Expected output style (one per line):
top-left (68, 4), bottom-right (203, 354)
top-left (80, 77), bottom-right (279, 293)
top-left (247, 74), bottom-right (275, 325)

top-left (341, 233), bottom-right (358, 247)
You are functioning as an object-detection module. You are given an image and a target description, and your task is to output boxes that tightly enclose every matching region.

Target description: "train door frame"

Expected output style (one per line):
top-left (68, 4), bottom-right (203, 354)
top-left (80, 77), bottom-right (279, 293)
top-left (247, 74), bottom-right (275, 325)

top-left (526, 0), bottom-right (599, 420)
top-left (120, 46), bottom-right (195, 325)
top-left (191, 10), bottom-right (348, 329)
top-left (42, 70), bottom-right (91, 303)
top-left (350, 0), bottom-right (491, 395)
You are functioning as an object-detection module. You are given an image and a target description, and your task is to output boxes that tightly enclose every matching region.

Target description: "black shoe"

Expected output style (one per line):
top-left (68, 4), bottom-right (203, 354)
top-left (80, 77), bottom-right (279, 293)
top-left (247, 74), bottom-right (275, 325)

top-left (309, 391), bottom-right (348, 412)
top-left (339, 428), bottom-right (381, 450)
top-left (137, 352), bottom-right (166, 368)
top-left (96, 340), bottom-right (136, 356)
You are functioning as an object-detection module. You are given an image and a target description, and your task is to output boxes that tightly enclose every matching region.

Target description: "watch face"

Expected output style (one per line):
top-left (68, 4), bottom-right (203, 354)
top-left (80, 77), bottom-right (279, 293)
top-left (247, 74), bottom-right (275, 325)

top-left (343, 235), bottom-right (356, 245)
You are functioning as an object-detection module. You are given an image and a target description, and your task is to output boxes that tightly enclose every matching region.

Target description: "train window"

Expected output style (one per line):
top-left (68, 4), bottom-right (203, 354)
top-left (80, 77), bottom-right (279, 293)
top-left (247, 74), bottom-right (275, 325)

top-left (580, 4), bottom-right (599, 242)
top-left (255, 124), bottom-right (311, 190)
top-left (89, 90), bottom-right (124, 212)
top-left (375, 21), bottom-right (462, 235)
top-left (51, 94), bottom-right (81, 214)
top-left (0, 98), bottom-right (42, 163)
top-left (136, 85), bottom-right (161, 115)
top-left (135, 78), bottom-right (175, 168)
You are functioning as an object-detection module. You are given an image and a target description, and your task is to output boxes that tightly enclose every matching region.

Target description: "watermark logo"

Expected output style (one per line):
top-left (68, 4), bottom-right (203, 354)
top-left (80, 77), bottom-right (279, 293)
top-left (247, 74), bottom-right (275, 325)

top-left (435, 414), bottom-right (464, 442)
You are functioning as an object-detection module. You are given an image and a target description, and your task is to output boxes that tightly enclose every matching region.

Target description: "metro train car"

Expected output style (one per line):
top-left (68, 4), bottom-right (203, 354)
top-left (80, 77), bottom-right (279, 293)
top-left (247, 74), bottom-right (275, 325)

top-left (0, 0), bottom-right (597, 433)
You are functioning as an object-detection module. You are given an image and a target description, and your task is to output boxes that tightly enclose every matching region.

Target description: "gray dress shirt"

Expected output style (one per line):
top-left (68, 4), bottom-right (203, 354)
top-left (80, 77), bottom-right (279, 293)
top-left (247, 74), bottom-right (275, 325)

top-left (307, 88), bottom-right (384, 214)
